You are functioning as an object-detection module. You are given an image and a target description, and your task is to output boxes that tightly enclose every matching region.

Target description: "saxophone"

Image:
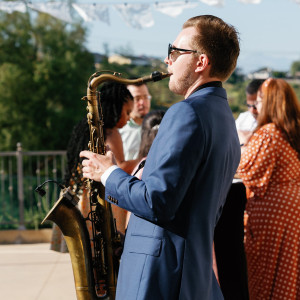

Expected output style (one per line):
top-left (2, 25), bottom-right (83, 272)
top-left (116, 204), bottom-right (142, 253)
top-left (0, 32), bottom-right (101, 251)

top-left (41, 70), bottom-right (170, 300)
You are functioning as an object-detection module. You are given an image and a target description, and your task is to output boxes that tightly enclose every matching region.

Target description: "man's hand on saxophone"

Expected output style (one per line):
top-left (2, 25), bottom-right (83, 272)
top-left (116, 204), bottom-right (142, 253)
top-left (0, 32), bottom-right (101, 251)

top-left (80, 150), bottom-right (117, 182)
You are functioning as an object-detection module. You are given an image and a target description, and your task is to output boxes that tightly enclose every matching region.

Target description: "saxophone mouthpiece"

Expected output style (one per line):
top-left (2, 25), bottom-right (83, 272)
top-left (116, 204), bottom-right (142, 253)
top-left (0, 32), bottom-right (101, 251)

top-left (141, 71), bottom-right (171, 84)
top-left (151, 71), bottom-right (171, 82)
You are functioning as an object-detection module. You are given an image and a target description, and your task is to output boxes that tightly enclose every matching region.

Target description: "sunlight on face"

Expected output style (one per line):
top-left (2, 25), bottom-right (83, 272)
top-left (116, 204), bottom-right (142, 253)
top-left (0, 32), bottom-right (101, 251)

top-left (116, 100), bottom-right (133, 129)
top-left (127, 84), bottom-right (151, 119)
top-left (255, 92), bottom-right (263, 115)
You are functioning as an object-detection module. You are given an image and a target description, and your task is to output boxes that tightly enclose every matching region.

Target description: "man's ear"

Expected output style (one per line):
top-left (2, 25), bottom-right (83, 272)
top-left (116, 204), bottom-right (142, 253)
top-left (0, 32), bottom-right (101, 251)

top-left (195, 54), bottom-right (210, 72)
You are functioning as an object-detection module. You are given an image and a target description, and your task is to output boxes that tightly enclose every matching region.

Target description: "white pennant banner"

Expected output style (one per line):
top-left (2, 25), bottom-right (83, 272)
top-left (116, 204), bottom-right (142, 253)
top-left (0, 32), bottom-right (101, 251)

top-left (154, 1), bottom-right (199, 17)
top-left (1, 0), bottom-right (294, 25)
top-left (199, 0), bottom-right (224, 6)
top-left (72, 3), bottom-right (110, 24)
top-left (238, 0), bottom-right (261, 4)
top-left (27, 2), bottom-right (73, 23)
top-left (113, 4), bottom-right (154, 29)
top-left (0, 1), bottom-right (26, 13)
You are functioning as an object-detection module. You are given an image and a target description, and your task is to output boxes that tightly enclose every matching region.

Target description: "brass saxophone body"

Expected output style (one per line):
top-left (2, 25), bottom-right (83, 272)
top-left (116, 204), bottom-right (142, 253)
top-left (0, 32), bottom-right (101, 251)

top-left (42, 71), bottom-right (170, 300)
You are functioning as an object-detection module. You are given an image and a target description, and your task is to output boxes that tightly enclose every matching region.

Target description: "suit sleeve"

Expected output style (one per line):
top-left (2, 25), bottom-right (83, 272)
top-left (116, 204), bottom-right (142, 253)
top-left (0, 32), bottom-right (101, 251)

top-left (105, 101), bottom-right (204, 223)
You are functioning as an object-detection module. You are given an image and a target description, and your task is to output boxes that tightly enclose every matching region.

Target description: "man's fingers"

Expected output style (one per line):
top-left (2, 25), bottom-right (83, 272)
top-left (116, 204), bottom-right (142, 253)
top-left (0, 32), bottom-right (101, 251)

top-left (81, 165), bottom-right (90, 173)
top-left (80, 150), bottom-right (107, 159)
top-left (79, 150), bottom-right (114, 183)
top-left (80, 150), bottom-right (93, 158)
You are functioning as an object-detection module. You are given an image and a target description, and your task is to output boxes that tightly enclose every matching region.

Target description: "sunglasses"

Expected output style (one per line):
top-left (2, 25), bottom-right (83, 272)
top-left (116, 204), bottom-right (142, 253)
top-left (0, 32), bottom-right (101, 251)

top-left (168, 43), bottom-right (198, 61)
top-left (246, 104), bottom-right (257, 109)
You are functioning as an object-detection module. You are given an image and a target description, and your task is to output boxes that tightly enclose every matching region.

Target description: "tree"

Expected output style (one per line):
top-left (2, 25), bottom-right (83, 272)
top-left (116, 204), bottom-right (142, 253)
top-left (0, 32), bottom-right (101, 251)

top-left (226, 67), bottom-right (245, 84)
top-left (0, 11), bottom-right (95, 151)
top-left (290, 60), bottom-right (300, 77)
top-left (272, 71), bottom-right (287, 78)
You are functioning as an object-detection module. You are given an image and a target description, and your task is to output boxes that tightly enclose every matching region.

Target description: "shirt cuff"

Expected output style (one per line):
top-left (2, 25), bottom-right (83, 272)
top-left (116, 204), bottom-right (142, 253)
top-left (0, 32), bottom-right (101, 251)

top-left (101, 165), bottom-right (120, 186)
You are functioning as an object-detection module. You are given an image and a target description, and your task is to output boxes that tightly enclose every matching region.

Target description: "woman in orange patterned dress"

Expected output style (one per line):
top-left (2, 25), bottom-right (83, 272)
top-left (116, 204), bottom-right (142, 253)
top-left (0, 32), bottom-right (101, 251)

top-left (237, 78), bottom-right (300, 300)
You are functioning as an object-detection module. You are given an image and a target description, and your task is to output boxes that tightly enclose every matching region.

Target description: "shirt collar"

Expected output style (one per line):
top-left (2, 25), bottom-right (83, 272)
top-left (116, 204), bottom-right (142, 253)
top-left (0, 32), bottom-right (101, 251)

top-left (192, 81), bottom-right (223, 95)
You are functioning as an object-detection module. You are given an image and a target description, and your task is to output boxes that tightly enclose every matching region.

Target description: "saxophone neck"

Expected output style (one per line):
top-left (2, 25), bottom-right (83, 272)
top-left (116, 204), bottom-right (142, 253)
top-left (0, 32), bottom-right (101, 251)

top-left (140, 71), bottom-right (171, 83)
top-left (84, 70), bottom-right (171, 155)
top-left (88, 71), bottom-right (171, 93)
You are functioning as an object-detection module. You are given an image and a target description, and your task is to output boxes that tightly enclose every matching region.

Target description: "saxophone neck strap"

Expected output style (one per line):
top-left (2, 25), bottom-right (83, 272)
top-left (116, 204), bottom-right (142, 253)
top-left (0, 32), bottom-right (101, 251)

top-left (132, 159), bottom-right (146, 177)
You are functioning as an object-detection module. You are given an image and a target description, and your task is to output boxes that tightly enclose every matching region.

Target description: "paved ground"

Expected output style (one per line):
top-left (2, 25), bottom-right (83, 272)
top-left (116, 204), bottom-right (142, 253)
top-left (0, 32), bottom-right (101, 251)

top-left (0, 243), bottom-right (76, 300)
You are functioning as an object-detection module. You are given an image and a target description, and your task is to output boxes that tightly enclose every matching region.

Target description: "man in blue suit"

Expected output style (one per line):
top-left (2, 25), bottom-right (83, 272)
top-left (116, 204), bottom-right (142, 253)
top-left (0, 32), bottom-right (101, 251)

top-left (81, 15), bottom-right (240, 300)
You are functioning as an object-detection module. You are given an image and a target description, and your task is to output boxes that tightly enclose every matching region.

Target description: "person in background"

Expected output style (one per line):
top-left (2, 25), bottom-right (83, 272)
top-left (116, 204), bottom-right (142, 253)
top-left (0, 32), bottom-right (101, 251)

top-left (214, 176), bottom-right (249, 300)
top-left (80, 14), bottom-right (240, 300)
top-left (99, 82), bottom-right (138, 175)
top-left (237, 78), bottom-right (300, 299)
top-left (213, 80), bottom-right (265, 300)
top-left (125, 109), bottom-right (166, 227)
top-left (50, 118), bottom-right (90, 253)
top-left (51, 82), bottom-right (135, 252)
top-left (119, 82), bottom-right (151, 160)
top-left (137, 110), bottom-right (165, 163)
top-left (236, 79), bottom-right (264, 145)
top-left (98, 81), bottom-right (138, 234)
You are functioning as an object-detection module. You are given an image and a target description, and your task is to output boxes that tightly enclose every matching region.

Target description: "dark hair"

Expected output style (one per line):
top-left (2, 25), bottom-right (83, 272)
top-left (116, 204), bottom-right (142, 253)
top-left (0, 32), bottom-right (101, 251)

top-left (99, 82), bottom-right (133, 139)
top-left (64, 118), bottom-right (89, 190)
top-left (246, 79), bottom-right (265, 95)
top-left (64, 82), bottom-right (132, 189)
top-left (138, 110), bottom-right (165, 159)
top-left (183, 15), bottom-right (240, 81)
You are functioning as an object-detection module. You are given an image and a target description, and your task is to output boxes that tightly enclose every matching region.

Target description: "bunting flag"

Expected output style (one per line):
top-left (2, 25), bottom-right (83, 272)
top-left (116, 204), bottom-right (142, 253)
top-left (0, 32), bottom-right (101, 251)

top-left (0, 1), bottom-right (26, 13)
top-left (27, 2), bottom-right (73, 23)
top-left (1, 0), bottom-right (297, 28)
top-left (113, 4), bottom-right (154, 29)
top-left (154, 1), bottom-right (198, 17)
top-left (72, 3), bottom-right (110, 24)
top-left (199, 0), bottom-right (224, 6)
top-left (238, 0), bottom-right (261, 4)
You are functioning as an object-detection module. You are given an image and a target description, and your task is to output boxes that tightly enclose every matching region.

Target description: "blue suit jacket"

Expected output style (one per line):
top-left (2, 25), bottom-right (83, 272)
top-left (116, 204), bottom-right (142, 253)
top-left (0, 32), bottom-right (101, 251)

top-left (105, 86), bottom-right (241, 300)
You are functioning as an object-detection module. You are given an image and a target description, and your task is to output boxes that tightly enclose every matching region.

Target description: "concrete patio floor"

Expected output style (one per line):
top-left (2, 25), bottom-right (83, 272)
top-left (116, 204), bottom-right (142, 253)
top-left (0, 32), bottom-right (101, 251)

top-left (0, 243), bottom-right (76, 300)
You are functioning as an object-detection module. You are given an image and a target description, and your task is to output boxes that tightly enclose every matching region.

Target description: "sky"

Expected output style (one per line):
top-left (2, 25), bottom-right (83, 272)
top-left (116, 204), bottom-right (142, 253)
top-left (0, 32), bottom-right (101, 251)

top-left (83, 0), bottom-right (300, 74)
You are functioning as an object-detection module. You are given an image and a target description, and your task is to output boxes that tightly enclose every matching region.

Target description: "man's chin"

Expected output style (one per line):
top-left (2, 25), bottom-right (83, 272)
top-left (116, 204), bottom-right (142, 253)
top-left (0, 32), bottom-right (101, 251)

top-left (138, 112), bottom-right (147, 118)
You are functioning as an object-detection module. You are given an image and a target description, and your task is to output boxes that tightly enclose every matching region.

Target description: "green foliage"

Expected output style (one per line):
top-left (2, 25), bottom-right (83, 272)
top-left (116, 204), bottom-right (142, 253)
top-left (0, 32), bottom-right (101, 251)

top-left (1, 9), bottom-right (299, 153)
top-left (291, 83), bottom-right (300, 101)
top-left (0, 171), bottom-right (63, 229)
top-left (290, 61), bottom-right (300, 77)
top-left (226, 68), bottom-right (244, 84)
top-left (0, 11), bottom-right (95, 151)
top-left (272, 71), bottom-right (287, 78)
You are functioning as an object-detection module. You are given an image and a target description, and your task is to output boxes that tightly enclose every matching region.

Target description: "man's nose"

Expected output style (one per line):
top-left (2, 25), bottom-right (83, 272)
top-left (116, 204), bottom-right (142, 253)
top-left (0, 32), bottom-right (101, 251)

top-left (164, 56), bottom-right (170, 65)
top-left (136, 99), bottom-right (144, 105)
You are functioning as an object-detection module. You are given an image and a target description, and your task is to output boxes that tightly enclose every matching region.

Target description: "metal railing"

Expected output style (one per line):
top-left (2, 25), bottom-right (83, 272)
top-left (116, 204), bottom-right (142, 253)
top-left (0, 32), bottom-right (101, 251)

top-left (0, 143), bottom-right (66, 229)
